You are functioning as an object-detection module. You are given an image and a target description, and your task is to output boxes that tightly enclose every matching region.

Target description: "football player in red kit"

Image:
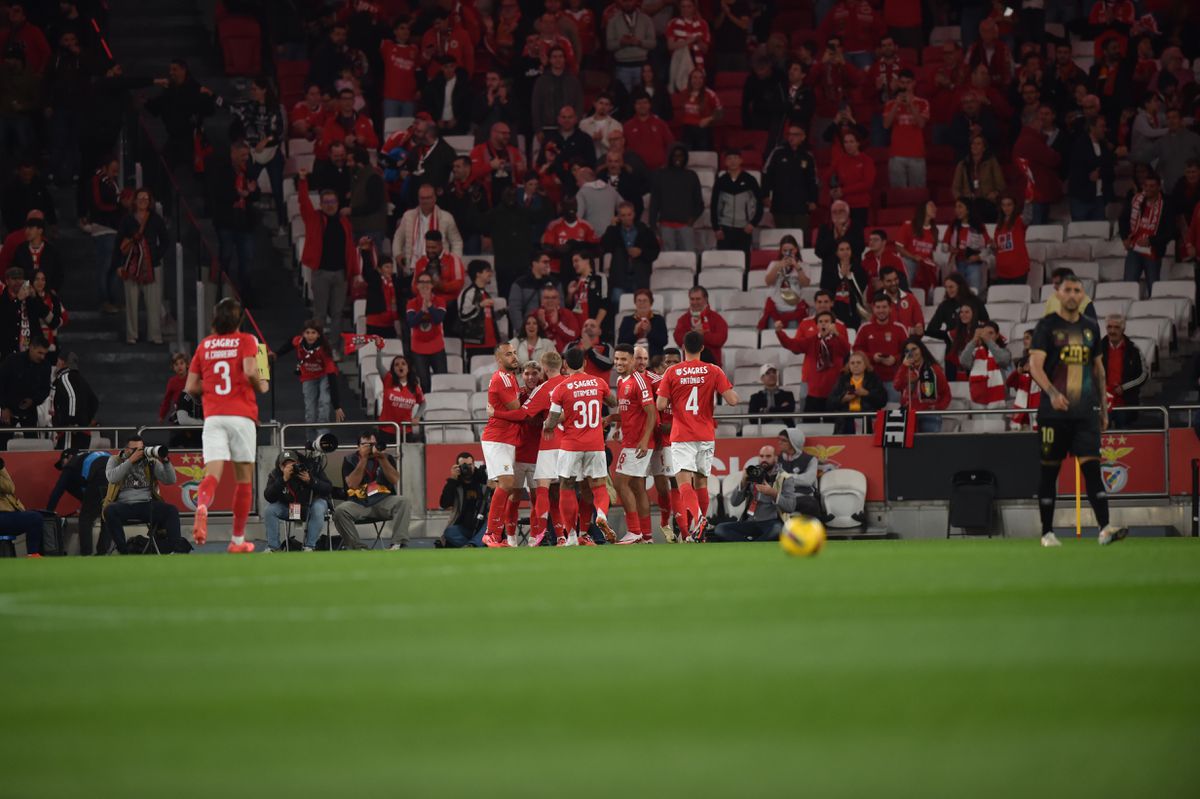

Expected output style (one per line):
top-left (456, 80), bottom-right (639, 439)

top-left (184, 298), bottom-right (270, 552)
top-left (612, 344), bottom-right (657, 544)
top-left (480, 342), bottom-right (523, 547)
top-left (642, 346), bottom-right (686, 541)
top-left (655, 330), bottom-right (739, 541)
top-left (545, 347), bottom-right (617, 545)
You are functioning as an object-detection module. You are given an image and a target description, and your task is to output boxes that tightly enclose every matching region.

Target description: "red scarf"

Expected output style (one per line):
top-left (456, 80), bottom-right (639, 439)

top-left (968, 343), bottom-right (1005, 405)
top-left (1129, 191), bottom-right (1163, 252)
top-left (1016, 155), bottom-right (1035, 203)
top-left (341, 333), bottom-right (385, 354)
top-left (1010, 372), bottom-right (1040, 429)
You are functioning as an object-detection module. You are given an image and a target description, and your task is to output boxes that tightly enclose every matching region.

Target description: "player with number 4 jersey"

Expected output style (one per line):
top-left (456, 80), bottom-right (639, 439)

top-left (655, 331), bottom-right (739, 541)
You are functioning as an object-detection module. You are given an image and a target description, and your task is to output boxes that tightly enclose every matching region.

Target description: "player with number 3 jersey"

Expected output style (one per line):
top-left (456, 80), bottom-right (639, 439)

top-left (655, 330), bottom-right (739, 541)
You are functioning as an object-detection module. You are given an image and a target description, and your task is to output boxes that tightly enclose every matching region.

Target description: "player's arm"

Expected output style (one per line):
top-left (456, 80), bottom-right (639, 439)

top-left (721, 387), bottom-right (740, 406)
top-left (1092, 354), bottom-right (1108, 431)
top-left (184, 370), bottom-right (202, 396)
top-left (242, 355), bottom-right (270, 393)
top-left (636, 400), bottom-right (657, 456)
top-left (1027, 349), bottom-right (1068, 412)
top-left (544, 403), bottom-right (563, 433)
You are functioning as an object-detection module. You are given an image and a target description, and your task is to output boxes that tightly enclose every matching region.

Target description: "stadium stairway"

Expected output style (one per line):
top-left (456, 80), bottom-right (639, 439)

top-left (93, 0), bottom-right (366, 432)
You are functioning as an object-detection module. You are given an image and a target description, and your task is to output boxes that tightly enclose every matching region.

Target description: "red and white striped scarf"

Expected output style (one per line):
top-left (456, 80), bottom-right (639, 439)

top-left (1010, 372), bottom-right (1041, 429)
top-left (1016, 155), bottom-right (1035, 203)
top-left (969, 343), bottom-right (1005, 405)
top-left (1129, 191), bottom-right (1164, 250)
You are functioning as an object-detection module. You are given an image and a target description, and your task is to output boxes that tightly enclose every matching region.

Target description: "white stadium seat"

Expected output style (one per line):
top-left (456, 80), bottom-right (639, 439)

top-left (820, 469), bottom-right (867, 529)
top-left (759, 228), bottom-right (805, 249)
top-left (1094, 282), bottom-right (1141, 301)
top-left (701, 250), bottom-right (746, 270)
top-left (1090, 298), bottom-right (1131, 319)
top-left (986, 285), bottom-right (1032, 304)
top-left (986, 302), bottom-right (1026, 323)
top-left (1067, 221), bottom-right (1111, 240)
top-left (431, 374), bottom-right (476, 393)
top-left (701, 267), bottom-right (743, 289)
top-left (1026, 224), bottom-right (1065, 243)
top-left (1152, 280), bottom-right (1196, 305)
top-left (655, 251), bottom-right (698, 271)
top-left (689, 151), bottom-right (719, 170)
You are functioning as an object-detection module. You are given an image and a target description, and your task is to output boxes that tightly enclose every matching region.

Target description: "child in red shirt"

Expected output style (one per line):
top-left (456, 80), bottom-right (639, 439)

top-left (276, 321), bottom-right (346, 430)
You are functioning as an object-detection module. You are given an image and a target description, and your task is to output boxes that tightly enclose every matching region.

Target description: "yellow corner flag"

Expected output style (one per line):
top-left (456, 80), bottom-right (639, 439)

top-left (256, 342), bottom-right (271, 380)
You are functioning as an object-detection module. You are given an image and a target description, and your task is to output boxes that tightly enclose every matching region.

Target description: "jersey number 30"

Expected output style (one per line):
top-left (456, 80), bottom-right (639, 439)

top-left (572, 399), bottom-right (601, 428)
top-left (213, 361), bottom-right (233, 395)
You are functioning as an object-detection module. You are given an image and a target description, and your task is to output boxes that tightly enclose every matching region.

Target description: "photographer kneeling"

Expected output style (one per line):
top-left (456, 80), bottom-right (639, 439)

top-left (438, 452), bottom-right (488, 548)
top-left (709, 445), bottom-right (821, 543)
top-left (102, 437), bottom-right (181, 554)
top-left (263, 450), bottom-right (332, 551)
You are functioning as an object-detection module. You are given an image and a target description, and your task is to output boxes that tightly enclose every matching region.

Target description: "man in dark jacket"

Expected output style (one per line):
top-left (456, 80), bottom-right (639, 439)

top-left (1118, 171), bottom-right (1173, 292)
top-left (422, 57), bottom-right (474, 137)
top-left (441, 156), bottom-right (490, 255)
top-left (601, 202), bottom-right (660, 307)
top-left (741, 58), bottom-right (785, 133)
top-left (507, 251), bottom-right (556, 333)
top-left (143, 59), bottom-right (216, 172)
top-left (402, 120), bottom-right (457, 208)
top-left (262, 449), bottom-right (333, 551)
top-left (0, 335), bottom-right (51, 447)
top-left (749, 364), bottom-right (797, 428)
top-left (1067, 115), bottom-right (1120, 222)
top-left (763, 125), bottom-right (819, 231)
top-left (1101, 314), bottom-right (1147, 429)
top-left (649, 144), bottom-right (703, 252)
top-left (486, 185), bottom-right (535, 296)
top-left (711, 150), bottom-right (763, 257)
top-left (0, 267), bottom-right (41, 360)
top-left (47, 449), bottom-right (110, 555)
top-left (207, 141), bottom-right (260, 300)
top-left (311, 141), bottom-right (352, 207)
top-left (51, 351), bottom-right (98, 451)
top-left (2, 161), bottom-right (57, 232)
top-left (439, 451), bottom-right (488, 547)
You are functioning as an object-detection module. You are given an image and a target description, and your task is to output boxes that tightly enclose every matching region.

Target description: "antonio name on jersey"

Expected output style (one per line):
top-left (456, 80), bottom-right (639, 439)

top-left (674, 366), bottom-right (714, 384)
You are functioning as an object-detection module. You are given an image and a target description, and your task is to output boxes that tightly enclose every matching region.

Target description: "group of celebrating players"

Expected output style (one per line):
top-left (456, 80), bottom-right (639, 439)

top-left (478, 329), bottom-right (737, 547)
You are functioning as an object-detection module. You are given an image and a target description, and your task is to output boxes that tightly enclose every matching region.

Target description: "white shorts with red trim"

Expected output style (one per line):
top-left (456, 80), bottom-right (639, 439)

top-left (202, 415), bottom-right (257, 464)
top-left (615, 447), bottom-right (651, 478)
top-left (480, 441), bottom-right (516, 477)
top-left (669, 440), bottom-right (715, 476)
top-left (534, 448), bottom-right (561, 482)
top-left (650, 447), bottom-right (671, 477)
top-left (557, 449), bottom-right (608, 481)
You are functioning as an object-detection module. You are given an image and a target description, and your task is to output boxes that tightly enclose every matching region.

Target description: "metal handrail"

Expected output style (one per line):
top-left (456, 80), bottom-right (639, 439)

top-left (279, 421), bottom-right (404, 490)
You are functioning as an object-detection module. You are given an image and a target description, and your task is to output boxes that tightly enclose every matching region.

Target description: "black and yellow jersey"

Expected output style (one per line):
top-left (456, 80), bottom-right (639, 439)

top-left (1030, 312), bottom-right (1103, 420)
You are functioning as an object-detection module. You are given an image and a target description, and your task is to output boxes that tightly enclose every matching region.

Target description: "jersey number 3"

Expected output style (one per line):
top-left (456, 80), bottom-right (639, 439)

top-left (214, 361), bottom-right (233, 395)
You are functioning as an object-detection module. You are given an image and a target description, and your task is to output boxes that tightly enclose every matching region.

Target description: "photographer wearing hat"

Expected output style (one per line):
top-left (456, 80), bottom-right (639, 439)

top-left (102, 436), bottom-right (181, 554)
top-left (438, 452), bottom-right (489, 548)
top-left (263, 449), bottom-right (332, 552)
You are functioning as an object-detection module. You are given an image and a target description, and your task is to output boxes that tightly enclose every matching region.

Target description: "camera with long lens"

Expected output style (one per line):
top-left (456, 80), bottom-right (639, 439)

top-left (145, 445), bottom-right (169, 460)
top-left (305, 433), bottom-right (338, 454)
top-left (745, 464), bottom-right (766, 484)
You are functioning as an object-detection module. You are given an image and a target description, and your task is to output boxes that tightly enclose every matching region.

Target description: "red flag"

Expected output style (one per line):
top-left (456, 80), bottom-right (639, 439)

top-left (341, 333), bottom-right (385, 354)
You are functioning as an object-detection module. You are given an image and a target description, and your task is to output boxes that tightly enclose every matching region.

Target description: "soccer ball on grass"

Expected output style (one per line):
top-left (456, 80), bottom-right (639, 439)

top-left (779, 515), bottom-right (826, 557)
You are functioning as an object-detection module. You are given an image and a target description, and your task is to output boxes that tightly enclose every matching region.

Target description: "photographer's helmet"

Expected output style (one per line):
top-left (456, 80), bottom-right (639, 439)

top-left (276, 450), bottom-right (300, 470)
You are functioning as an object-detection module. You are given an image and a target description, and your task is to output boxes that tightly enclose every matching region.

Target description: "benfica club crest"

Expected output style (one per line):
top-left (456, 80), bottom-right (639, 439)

top-left (803, 444), bottom-right (846, 476)
top-left (1100, 436), bottom-right (1135, 494)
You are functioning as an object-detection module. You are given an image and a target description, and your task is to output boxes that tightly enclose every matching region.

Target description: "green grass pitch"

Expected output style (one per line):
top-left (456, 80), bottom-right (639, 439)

top-left (2, 539), bottom-right (1198, 798)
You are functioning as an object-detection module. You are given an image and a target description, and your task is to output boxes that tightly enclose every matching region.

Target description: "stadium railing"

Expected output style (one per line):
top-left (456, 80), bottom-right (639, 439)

top-left (280, 421), bottom-right (404, 488)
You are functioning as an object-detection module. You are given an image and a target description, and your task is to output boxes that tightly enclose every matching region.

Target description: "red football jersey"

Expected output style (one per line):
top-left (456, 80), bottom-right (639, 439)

top-left (655, 360), bottom-right (732, 443)
top-left (523, 374), bottom-right (566, 451)
top-left (540, 218), bottom-right (597, 271)
top-left (189, 332), bottom-right (260, 421)
top-left (617, 372), bottom-right (655, 448)
top-left (645, 369), bottom-right (668, 449)
top-left (482, 369), bottom-right (523, 446)
top-left (550, 374), bottom-right (610, 452)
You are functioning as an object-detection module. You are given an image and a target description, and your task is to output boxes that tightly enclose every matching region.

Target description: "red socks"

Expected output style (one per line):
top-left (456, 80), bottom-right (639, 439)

top-left (669, 487), bottom-right (688, 534)
top-left (533, 487), bottom-right (550, 541)
top-left (627, 513), bottom-right (641, 537)
top-left (550, 497), bottom-right (565, 540)
top-left (696, 486), bottom-right (709, 521)
top-left (591, 484), bottom-right (610, 518)
top-left (559, 490), bottom-right (579, 535)
top-left (658, 496), bottom-right (670, 527)
top-left (678, 484), bottom-right (701, 533)
top-left (640, 514), bottom-right (652, 537)
top-left (197, 474), bottom-right (218, 510)
top-left (578, 493), bottom-right (594, 535)
top-left (487, 487), bottom-right (509, 537)
top-left (505, 492), bottom-right (520, 536)
top-left (232, 482), bottom-right (253, 536)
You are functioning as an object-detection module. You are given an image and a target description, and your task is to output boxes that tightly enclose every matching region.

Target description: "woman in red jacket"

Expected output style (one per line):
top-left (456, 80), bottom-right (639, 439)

top-left (378, 355), bottom-right (425, 445)
top-left (894, 335), bottom-right (951, 433)
top-left (992, 197), bottom-right (1030, 285)
top-left (829, 130), bottom-right (876, 229)
top-left (895, 200), bottom-right (940, 290)
top-left (406, 273), bottom-right (447, 393)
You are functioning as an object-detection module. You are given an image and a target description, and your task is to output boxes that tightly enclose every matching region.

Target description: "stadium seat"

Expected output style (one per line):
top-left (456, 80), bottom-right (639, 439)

top-left (1094, 282), bottom-right (1141, 301)
top-left (820, 469), bottom-right (867, 529)
top-left (1096, 258), bottom-right (1125, 282)
top-left (724, 310), bottom-right (762, 328)
top-left (1129, 336), bottom-right (1157, 369)
top-left (431, 374), bottom-right (476, 393)
top-left (1091, 298), bottom-right (1131, 319)
top-left (701, 250), bottom-right (746, 270)
top-left (217, 16), bottom-right (262, 76)
top-left (759, 228), bottom-right (805, 249)
top-left (700, 266), bottom-right (743, 289)
top-left (1152, 280), bottom-right (1196, 305)
top-left (1050, 260), bottom-right (1099, 282)
top-left (384, 116), bottom-right (414, 138)
top-left (445, 135), bottom-right (474, 155)
top-left (689, 151), bottom-right (718, 171)
top-left (1125, 309), bottom-right (1173, 349)
top-left (724, 329), bottom-right (759, 350)
top-left (734, 365), bottom-right (762, 385)
top-left (987, 302), bottom-right (1026, 322)
top-left (5, 438), bottom-right (52, 451)
top-left (650, 270), bottom-right (695, 292)
top-left (1067, 220), bottom-right (1111, 240)
top-left (654, 251), bottom-right (698, 272)
top-left (986, 285), bottom-right (1032, 304)
top-left (1026, 224), bottom-right (1065, 243)
top-left (929, 25), bottom-right (961, 44)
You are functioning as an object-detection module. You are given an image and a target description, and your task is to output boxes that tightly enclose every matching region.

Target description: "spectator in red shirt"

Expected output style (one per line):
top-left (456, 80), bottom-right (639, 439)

top-left (861, 229), bottom-right (907, 287)
top-left (673, 69), bottom-right (723, 152)
top-left (420, 8), bottom-right (474, 78)
top-left (159, 352), bottom-right (189, 423)
top-left (883, 69), bottom-right (929, 188)
top-left (776, 310), bottom-right (851, 414)
top-left (541, 196), bottom-right (599, 275)
top-left (830, 130), bottom-right (875, 229)
top-left (993, 197), bottom-right (1030, 285)
top-left (469, 122), bottom-right (525, 201)
top-left (536, 284), bottom-right (580, 352)
top-left (672, 287), bottom-right (729, 368)
top-left (817, 0), bottom-right (886, 69)
top-left (406, 273), bottom-right (447, 393)
top-left (1012, 106), bottom-right (1066, 225)
top-left (895, 336), bottom-right (950, 432)
top-left (895, 200), bottom-right (940, 289)
top-left (884, 0), bottom-right (924, 50)
top-left (380, 17), bottom-right (419, 119)
top-left (812, 37), bottom-right (864, 132)
top-left (879, 266), bottom-right (924, 336)
top-left (666, 0), bottom-right (711, 86)
top-left (317, 88), bottom-right (379, 159)
top-left (290, 84), bottom-right (331, 140)
top-left (966, 19), bottom-right (1013, 87)
top-left (855, 294), bottom-right (910, 402)
top-left (378, 355), bottom-right (425, 445)
top-left (410, 230), bottom-right (466, 306)
top-left (867, 35), bottom-right (910, 146)
top-left (624, 92), bottom-right (674, 172)
top-left (0, 4), bottom-right (50, 74)
top-left (924, 41), bottom-right (969, 128)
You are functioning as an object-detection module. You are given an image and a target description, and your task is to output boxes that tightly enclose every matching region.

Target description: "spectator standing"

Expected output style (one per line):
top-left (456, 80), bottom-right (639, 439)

top-left (1130, 92), bottom-right (1167, 166)
top-left (401, 121), bottom-right (457, 208)
top-left (540, 105), bottom-right (596, 192)
top-left (312, 141), bottom-right (352, 207)
top-left (380, 18), bottom-right (419, 119)
top-left (568, 318), bottom-right (615, 383)
top-left (952, 134), bottom-right (1006, 222)
top-left (672, 287), bottom-right (729, 367)
top-left (2, 162), bottom-right (56, 235)
top-left (208, 142), bottom-right (260, 301)
top-left (410, 230), bottom-right (465, 316)
top-left (775, 310), bottom-right (851, 414)
top-left (1012, 108), bottom-right (1066, 225)
top-left (51, 351), bottom-right (97, 450)
top-left (485, 186), bottom-right (537, 296)
top-left (440, 156), bottom-right (489, 255)
top-left (358, 247), bottom-right (399, 338)
top-left (143, 59), bottom-right (216, 173)
top-left (820, 240), bottom-right (869, 330)
top-left (290, 84), bottom-right (331, 140)
top-left (379, 356), bottom-right (425, 445)
top-left (541, 196), bottom-right (598, 276)
top-left (536, 284), bottom-right (580, 352)
top-left (711, 150), bottom-right (762, 258)
top-left (1100, 314), bottom-right (1146, 426)
top-left (666, 0), bottom-right (711, 90)
top-left (761, 236), bottom-right (811, 330)
top-left (297, 170), bottom-right (358, 350)
top-left (228, 78), bottom-right (286, 229)
top-left (420, 8), bottom-right (475, 76)
top-left (993, 197), bottom-right (1031, 286)
top-left (459, 260), bottom-right (500, 361)
top-left (407, 273), bottom-right (447, 393)
top-left (575, 167), bottom-right (621, 233)
top-left (83, 159), bottom-right (123, 314)
top-left (317, 87), bottom-right (380, 160)
top-left (606, 0), bottom-right (656, 91)
top-left (650, 144), bottom-right (703, 252)
top-left (262, 450), bottom-right (333, 552)
top-left (749, 364), bottom-right (797, 427)
top-left (1154, 109), bottom-right (1200, 195)
top-left (829, 131), bottom-right (875, 229)
top-left (1119, 170), bottom-right (1173, 292)
top-left (617, 288), bottom-right (669, 356)
top-left (471, 71), bottom-right (518, 144)
top-left (274, 321), bottom-right (345, 432)
top-left (624, 93), bottom-right (674, 173)
top-left (861, 230), bottom-right (907, 286)
top-left (347, 150), bottom-right (388, 252)
top-left (0, 333), bottom-right (50, 441)
top-left (672, 69), bottom-right (722, 152)
top-left (878, 266), bottom-right (924, 335)
top-left (599, 149), bottom-right (648, 218)
top-left (469, 122), bottom-right (525, 204)
top-left (10, 216), bottom-right (64, 291)
top-left (815, 201), bottom-right (865, 270)
top-left (895, 201), bottom-right (940, 289)
top-left (742, 56), bottom-right (785, 135)
top-left (965, 19), bottom-right (1013, 86)
top-left (883, 70), bottom-right (930, 188)
top-left (579, 94), bottom-right (622, 161)
top-left (830, 352), bottom-right (889, 433)
top-left (115, 188), bottom-right (167, 345)
top-left (0, 267), bottom-right (39, 360)
top-left (530, 48), bottom-right (584, 133)
top-left (855, 294), bottom-right (910, 402)
top-left (601, 201), bottom-right (660, 307)
top-left (895, 336), bottom-right (950, 433)
top-left (159, 352), bottom-right (188, 423)
top-left (942, 198), bottom-right (992, 294)
top-left (334, 432), bottom-right (411, 550)
top-left (507, 252), bottom-right (557, 334)
top-left (421, 56), bottom-right (473, 137)
top-left (763, 125), bottom-right (819, 231)
top-left (1068, 116), bottom-right (1119, 221)
top-left (393, 180), bottom-right (463, 277)
top-left (566, 253), bottom-right (609, 332)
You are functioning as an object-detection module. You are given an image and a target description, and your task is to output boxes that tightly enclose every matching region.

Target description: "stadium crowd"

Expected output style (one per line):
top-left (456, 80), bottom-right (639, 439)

top-left (1, 0), bottom-right (1200, 551)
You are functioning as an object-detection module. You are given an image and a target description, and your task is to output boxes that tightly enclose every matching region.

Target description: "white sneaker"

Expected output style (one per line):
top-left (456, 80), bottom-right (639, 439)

top-left (616, 532), bottom-right (642, 545)
top-left (1040, 532), bottom-right (1062, 547)
top-left (388, 543), bottom-right (406, 550)
top-left (1098, 525), bottom-right (1128, 546)
top-left (563, 532), bottom-right (579, 547)
top-left (661, 525), bottom-right (678, 544)
top-left (303, 546), bottom-right (315, 552)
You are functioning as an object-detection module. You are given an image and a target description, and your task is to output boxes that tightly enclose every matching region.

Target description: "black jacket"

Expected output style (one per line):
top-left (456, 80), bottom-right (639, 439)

top-left (439, 468), bottom-right (488, 528)
top-left (0, 351), bottom-right (52, 412)
top-left (10, 241), bottom-right (64, 291)
top-left (420, 68), bottom-right (475, 136)
top-left (311, 160), bottom-right (353, 206)
top-left (813, 223), bottom-right (865, 268)
top-left (206, 155), bottom-right (260, 231)
top-left (2, 175), bottom-right (57, 233)
top-left (741, 71), bottom-right (785, 132)
top-left (1100, 336), bottom-right (1147, 406)
top-left (649, 144), bottom-right (704, 227)
top-left (264, 461), bottom-right (333, 520)
top-left (829, 371), bottom-right (889, 413)
top-left (403, 137), bottom-right (457, 204)
top-left (1068, 133), bottom-right (1117, 203)
top-left (601, 222), bottom-right (660, 293)
top-left (763, 142), bottom-right (819, 214)
top-left (1117, 194), bottom-right (1175, 260)
top-left (0, 291), bottom-right (42, 360)
top-left (144, 79), bottom-right (216, 146)
top-left (926, 295), bottom-right (990, 344)
top-left (52, 366), bottom-right (99, 428)
top-left (749, 387), bottom-right (797, 427)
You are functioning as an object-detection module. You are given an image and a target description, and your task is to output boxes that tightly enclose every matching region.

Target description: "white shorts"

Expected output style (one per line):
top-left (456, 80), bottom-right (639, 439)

top-left (514, 461), bottom-right (535, 490)
top-left (534, 448), bottom-right (561, 482)
top-left (670, 440), bottom-right (715, 476)
top-left (480, 441), bottom-right (516, 477)
top-left (615, 448), bottom-right (651, 478)
top-left (650, 447), bottom-right (671, 477)
top-left (202, 415), bottom-right (258, 463)
top-left (558, 450), bottom-right (608, 481)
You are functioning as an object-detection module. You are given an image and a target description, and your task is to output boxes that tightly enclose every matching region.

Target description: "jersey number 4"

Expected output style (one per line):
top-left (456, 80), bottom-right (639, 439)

top-left (684, 386), bottom-right (700, 414)
top-left (214, 361), bottom-right (233, 395)
top-left (572, 399), bottom-right (602, 428)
